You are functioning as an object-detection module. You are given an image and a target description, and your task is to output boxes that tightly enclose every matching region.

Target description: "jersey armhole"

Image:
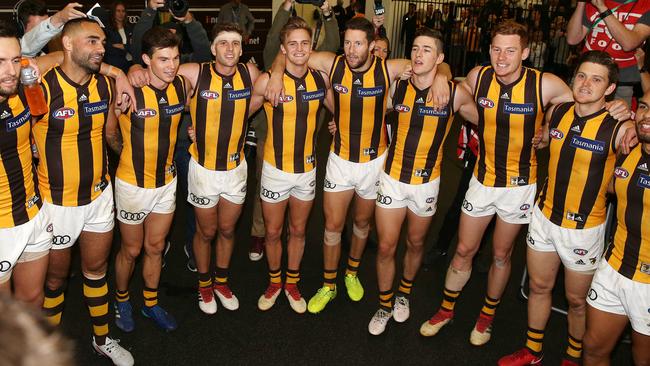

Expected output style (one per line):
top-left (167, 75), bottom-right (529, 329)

top-left (449, 81), bottom-right (457, 113)
top-left (189, 63), bottom-right (206, 99)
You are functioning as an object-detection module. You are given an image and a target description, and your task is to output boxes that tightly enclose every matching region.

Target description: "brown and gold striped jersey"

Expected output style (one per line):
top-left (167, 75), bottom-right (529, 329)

top-left (263, 69), bottom-right (326, 173)
top-left (32, 67), bottom-right (113, 207)
top-left (537, 103), bottom-right (620, 229)
top-left (116, 76), bottom-right (186, 188)
top-left (189, 62), bottom-right (252, 171)
top-left (330, 55), bottom-right (389, 163)
top-left (385, 79), bottom-right (455, 184)
top-left (607, 145), bottom-right (650, 283)
top-left (473, 66), bottom-right (544, 187)
top-left (0, 89), bottom-right (41, 228)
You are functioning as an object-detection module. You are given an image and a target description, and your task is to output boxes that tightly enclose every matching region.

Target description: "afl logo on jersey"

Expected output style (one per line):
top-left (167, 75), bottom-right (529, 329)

top-left (135, 109), bottom-right (157, 118)
top-left (550, 128), bottom-right (564, 139)
top-left (333, 84), bottom-right (349, 94)
top-left (614, 167), bottom-right (629, 179)
top-left (200, 90), bottom-right (220, 100)
top-left (52, 107), bottom-right (75, 120)
top-left (395, 104), bottom-right (410, 113)
top-left (478, 97), bottom-right (495, 109)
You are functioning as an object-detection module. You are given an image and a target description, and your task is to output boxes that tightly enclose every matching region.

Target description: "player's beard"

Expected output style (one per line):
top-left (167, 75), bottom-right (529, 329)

top-left (0, 76), bottom-right (18, 98)
top-left (73, 50), bottom-right (103, 74)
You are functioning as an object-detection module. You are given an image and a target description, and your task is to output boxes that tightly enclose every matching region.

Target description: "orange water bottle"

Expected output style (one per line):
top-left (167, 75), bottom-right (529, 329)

top-left (20, 58), bottom-right (48, 116)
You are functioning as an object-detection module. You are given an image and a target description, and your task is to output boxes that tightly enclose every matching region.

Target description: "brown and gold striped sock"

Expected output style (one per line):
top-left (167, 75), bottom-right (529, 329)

top-left (479, 295), bottom-right (500, 318)
top-left (269, 269), bottom-right (282, 285)
top-left (43, 286), bottom-right (65, 326)
top-left (397, 277), bottom-right (413, 297)
top-left (345, 256), bottom-right (360, 276)
top-left (213, 266), bottom-right (228, 286)
top-left (525, 327), bottom-right (544, 356)
top-left (565, 334), bottom-right (582, 360)
top-left (379, 290), bottom-right (394, 311)
top-left (286, 269), bottom-right (300, 285)
top-left (323, 269), bottom-right (337, 290)
top-left (440, 287), bottom-right (460, 312)
top-left (143, 287), bottom-right (158, 308)
top-left (83, 276), bottom-right (109, 346)
top-left (198, 272), bottom-right (212, 289)
top-left (115, 289), bottom-right (129, 303)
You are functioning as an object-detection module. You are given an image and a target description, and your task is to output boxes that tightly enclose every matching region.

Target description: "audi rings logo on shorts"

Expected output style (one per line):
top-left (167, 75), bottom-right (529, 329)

top-left (261, 188), bottom-right (281, 200)
top-left (324, 178), bottom-right (336, 189)
top-left (119, 210), bottom-right (146, 221)
top-left (189, 193), bottom-right (210, 206)
top-left (0, 261), bottom-right (11, 272)
top-left (588, 289), bottom-right (597, 301)
top-left (462, 199), bottom-right (473, 212)
top-left (52, 235), bottom-right (72, 246)
top-left (519, 203), bottom-right (530, 211)
top-left (376, 193), bottom-right (392, 205)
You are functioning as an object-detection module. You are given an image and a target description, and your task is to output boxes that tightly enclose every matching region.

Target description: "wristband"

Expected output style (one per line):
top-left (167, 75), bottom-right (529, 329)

top-left (640, 67), bottom-right (648, 73)
top-left (599, 9), bottom-right (613, 20)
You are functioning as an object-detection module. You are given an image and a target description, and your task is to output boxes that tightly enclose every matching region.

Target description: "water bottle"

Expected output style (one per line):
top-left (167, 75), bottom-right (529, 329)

top-left (20, 58), bottom-right (48, 116)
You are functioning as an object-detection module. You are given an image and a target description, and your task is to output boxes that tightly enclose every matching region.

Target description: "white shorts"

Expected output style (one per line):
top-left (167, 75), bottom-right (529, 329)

top-left (323, 151), bottom-right (386, 200)
top-left (115, 177), bottom-right (177, 225)
top-left (187, 157), bottom-right (247, 208)
top-left (0, 207), bottom-right (52, 282)
top-left (46, 183), bottom-right (115, 250)
top-left (260, 162), bottom-right (316, 203)
top-left (527, 206), bottom-right (605, 272)
top-left (376, 172), bottom-right (439, 217)
top-left (461, 176), bottom-right (536, 224)
top-left (588, 260), bottom-right (650, 336)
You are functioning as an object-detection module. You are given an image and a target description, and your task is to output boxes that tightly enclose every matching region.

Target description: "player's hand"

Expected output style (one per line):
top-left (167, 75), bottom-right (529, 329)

top-left (427, 73), bottom-right (450, 109)
top-left (115, 71), bottom-right (136, 112)
top-left (590, 0), bottom-right (608, 12)
top-left (327, 119), bottom-right (337, 135)
top-left (399, 64), bottom-right (413, 80)
top-left (283, 0), bottom-right (294, 11)
top-left (31, 143), bottom-right (39, 160)
top-left (265, 73), bottom-right (285, 107)
top-left (127, 64), bottom-right (150, 88)
top-left (618, 125), bottom-right (638, 155)
top-left (50, 3), bottom-right (86, 28)
top-left (187, 125), bottom-right (196, 143)
top-left (148, 0), bottom-right (166, 10)
top-left (605, 99), bottom-right (632, 122)
top-left (531, 126), bottom-right (545, 149)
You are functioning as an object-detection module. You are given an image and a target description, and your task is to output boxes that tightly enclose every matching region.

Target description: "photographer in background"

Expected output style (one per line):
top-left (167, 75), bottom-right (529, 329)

top-left (218, 0), bottom-right (255, 44)
top-left (131, 0), bottom-right (211, 66)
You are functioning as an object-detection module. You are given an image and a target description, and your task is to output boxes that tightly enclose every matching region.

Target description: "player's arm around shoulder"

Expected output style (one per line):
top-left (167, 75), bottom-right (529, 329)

top-left (541, 72), bottom-right (573, 107)
top-left (455, 82), bottom-right (478, 126)
top-left (177, 62), bottom-right (201, 97)
top-left (459, 65), bottom-right (482, 99)
top-left (250, 71), bottom-right (270, 114)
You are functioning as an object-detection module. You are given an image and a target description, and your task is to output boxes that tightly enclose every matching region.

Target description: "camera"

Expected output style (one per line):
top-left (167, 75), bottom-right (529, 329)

top-left (295, 0), bottom-right (324, 6)
top-left (162, 0), bottom-right (189, 17)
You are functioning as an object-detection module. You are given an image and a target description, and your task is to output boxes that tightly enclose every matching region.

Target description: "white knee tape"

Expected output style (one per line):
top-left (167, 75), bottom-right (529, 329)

top-left (324, 230), bottom-right (342, 246)
top-left (352, 223), bottom-right (369, 239)
top-left (445, 266), bottom-right (472, 292)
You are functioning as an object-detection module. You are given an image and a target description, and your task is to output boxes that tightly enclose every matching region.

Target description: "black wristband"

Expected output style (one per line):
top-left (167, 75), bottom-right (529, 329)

top-left (599, 9), bottom-right (613, 20)
top-left (640, 67), bottom-right (648, 73)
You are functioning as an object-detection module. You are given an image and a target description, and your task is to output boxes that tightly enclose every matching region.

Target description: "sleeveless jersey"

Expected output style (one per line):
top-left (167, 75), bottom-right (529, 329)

top-left (263, 69), bottom-right (326, 173)
top-left (33, 67), bottom-right (113, 207)
top-left (474, 66), bottom-right (544, 187)
top-left (385, 79), bottom-right (455, 184)
top-left (607, 145), bottom-right (650, 283)
top-left (0, 89), bottom-right (41, 228)
top-left (190, 62), bottom-right (252, 171)
top-left (117, 76), bottom-right (187, 188)
top-left (330, 55), bottom-right (389, 163)
top-left (537, 103), bottom-right (620, 229)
